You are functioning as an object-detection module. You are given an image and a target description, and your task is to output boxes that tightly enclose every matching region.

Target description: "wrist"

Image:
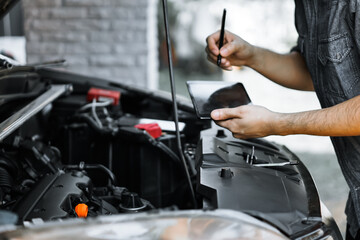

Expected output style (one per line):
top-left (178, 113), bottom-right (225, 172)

top-left (269, 112), bottom-right (293, 136)
top-left (246, 45), bottom-right (261, 69)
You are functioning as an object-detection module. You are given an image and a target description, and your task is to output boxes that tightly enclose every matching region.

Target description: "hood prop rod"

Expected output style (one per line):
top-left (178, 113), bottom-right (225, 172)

top-left (161, 0), bottom-right (197, 208)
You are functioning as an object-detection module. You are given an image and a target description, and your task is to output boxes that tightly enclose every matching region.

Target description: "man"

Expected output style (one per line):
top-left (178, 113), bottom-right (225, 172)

top-left (205, 1), bottom-right (360, 239)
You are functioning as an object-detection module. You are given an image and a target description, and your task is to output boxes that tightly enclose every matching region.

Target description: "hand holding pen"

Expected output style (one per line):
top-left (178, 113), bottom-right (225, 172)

top-left (205, 10), bottom-right (255, 71)
top-left (217, 9), bottom-right (227, 66)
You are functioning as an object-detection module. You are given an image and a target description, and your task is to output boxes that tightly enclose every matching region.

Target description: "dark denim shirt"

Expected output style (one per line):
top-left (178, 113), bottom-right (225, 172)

top-left (292, 0), bottom-right (360, 237)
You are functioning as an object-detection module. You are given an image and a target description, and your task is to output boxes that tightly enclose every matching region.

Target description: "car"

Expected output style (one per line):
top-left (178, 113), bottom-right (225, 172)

top-left (0, 0), bottom-right (342, 239)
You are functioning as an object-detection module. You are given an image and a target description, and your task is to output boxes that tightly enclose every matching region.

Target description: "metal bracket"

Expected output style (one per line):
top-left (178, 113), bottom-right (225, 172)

top-left (0, 84), bottom-right (72, 141)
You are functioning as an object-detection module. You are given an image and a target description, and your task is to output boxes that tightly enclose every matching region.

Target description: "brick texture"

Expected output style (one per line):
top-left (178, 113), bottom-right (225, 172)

top-left (22, 0), bottom-right (158, 88)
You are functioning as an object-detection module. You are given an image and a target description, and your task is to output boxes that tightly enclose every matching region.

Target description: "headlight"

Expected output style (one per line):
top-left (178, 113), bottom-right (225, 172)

top-left (0, 210), bottom-right (288, 240)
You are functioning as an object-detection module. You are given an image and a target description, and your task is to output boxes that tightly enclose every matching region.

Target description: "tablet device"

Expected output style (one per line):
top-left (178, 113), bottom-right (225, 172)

top-left (186, 81), bottom-right (251, 119)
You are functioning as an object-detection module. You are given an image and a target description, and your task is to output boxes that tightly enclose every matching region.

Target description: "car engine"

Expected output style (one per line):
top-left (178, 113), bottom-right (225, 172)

top-left (0, 68), bottom-right (342, 239)
top-left (0, 71), bottom-right (208, 224)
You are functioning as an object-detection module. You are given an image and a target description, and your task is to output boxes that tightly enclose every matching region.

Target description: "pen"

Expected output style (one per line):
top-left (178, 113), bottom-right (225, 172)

top-left (217, 8), bottom-right (227, 66)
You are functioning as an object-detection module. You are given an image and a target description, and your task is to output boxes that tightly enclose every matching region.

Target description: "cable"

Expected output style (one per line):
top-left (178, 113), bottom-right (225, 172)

top-left (77, 114), bottom-right (104, 131)
top-left (77, 99), bottom-right (113, 129)
top-left (78, 100), bottom-right (112, 112)
top-left (92, 99), bottom-right (103, 128)
top-left (184, 150), bottom-right (197, 177)
top-left (146, 134), bottom-right (182, 165)
top-left (161, 0), bottom-right (197, 208)
top-left (64, 163), bottom-right (117, 186)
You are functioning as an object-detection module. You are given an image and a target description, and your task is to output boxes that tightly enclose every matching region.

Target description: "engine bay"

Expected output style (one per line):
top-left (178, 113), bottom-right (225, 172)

top-left (0, 68), bottom-right (342, 239)
top-left (0, 70), bottom-right (209, 223)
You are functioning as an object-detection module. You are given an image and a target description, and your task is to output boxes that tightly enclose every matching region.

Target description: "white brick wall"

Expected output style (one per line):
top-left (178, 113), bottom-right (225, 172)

top-left (22, 0), bottom-right (158, 89)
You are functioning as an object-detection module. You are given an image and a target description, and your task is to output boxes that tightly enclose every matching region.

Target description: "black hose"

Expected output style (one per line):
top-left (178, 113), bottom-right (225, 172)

top-left (20, 179), bottom-right (35, 188)
top-left (184, 151), bottom-right (197, 177)
top-left (0, 167), bottom-right (12, 189)
top-left (74, 114), bottom-right (114, 135)
top-left (151, 139), bottom-right (181, 165)
top-left (64, 163), bottom-right (117, 185)
top-left (75, 114), bottom-right (105, 133)
top-left (84, 164), bottom-right (117, 185)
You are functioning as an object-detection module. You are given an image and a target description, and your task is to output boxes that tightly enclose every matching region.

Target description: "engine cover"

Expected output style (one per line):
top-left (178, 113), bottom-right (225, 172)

top-left (14, 171), bottom-right (92, 222)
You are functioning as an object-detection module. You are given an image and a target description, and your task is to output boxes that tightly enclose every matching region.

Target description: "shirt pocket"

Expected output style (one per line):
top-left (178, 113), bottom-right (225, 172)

top-left (318, 33), bottom-right (360, 99)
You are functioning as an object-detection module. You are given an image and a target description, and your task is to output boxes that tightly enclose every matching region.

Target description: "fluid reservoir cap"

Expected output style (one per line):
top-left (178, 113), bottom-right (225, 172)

top-left (119, 192), bottom-right (146, 212)
top-left (75, 203), bottom-right (88, 218)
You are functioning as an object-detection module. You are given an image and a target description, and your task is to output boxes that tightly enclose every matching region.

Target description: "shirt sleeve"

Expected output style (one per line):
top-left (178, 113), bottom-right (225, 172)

top-left (290, 35), bottom-right (305, 57)
top-left (349, 0), bottom-right (360, 54)
top-left (290, 37), bottom-right (301, 53)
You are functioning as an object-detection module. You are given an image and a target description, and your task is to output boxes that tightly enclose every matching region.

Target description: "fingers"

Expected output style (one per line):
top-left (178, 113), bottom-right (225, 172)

top-left (205, 31), bottom-right (235, 70)
top-left (205, 47), bottom-right (217, 62)
top-left (213, 119), bottom-right (261, 140)
top-left (206, 54), bottom-right (233, 70)
top-left (219, 41), bottom-right (237, 58)
top-left (232, 133), bottom-right (243, 139)
top-left (206, 47), bottom-right (233, 70)
top-left (211, 108), bottom-right (241, 121)
top-left (222, 63), bottom-right (233, 71)
top-left (212, 105), bottom-right (277, 139)
top-left (206, 31), bottom-right (220, 56)
top-left (214, 119), bottom-right (234, 131)
top-left (213, 120), bottom-right (248, 139)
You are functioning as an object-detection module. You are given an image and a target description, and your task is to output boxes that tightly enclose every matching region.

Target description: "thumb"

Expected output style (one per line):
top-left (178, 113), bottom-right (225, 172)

top-left (211, 108), bottom-right (240, 120)
top-left (220, 41), bottom-right (237, 57)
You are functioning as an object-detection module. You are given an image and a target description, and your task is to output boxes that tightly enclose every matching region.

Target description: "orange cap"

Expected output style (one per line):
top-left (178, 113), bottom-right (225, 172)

top-left (75, 203), bottom-right (88, 218)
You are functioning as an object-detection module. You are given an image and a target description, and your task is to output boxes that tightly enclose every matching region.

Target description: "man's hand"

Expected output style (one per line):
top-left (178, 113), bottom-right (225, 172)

top-left (205, 30), bottom-right (256, 70)
top-left (211, 95), bottom-right (360, 139)
top-left (205, 30), bottom-right (314, 91)
top-left (211, 105), bottom-right (280, 139)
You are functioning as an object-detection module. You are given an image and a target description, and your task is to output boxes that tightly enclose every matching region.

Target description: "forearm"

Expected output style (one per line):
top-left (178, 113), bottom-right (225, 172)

top-left (275, 95), bottom-right (360, 136)
top-left (248, 47), bottom-right (314, 91)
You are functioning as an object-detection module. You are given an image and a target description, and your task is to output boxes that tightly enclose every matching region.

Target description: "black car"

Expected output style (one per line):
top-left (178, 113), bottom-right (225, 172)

top-left (0, 0), bottom-right (342, 239)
